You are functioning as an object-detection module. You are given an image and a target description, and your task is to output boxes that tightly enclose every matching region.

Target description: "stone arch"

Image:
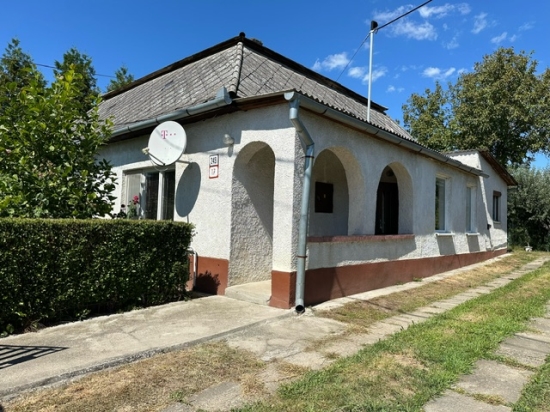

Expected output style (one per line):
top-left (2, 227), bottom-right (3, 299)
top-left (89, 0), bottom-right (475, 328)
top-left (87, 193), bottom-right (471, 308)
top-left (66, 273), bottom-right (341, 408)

top-left (309, 147), bottom-right (365, 236)
top-left (229, 142), bottom-right (275, 286)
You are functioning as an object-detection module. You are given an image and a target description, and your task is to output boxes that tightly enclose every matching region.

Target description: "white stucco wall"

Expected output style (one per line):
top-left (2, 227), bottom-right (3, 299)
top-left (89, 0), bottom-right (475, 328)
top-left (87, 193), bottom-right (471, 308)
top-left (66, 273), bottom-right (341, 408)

top-left (99, 104), bottom-right (301, 283)
top-left (99, 103), bottom-right (510, 283)
top-left (294, 111), bottom-right (507, 270)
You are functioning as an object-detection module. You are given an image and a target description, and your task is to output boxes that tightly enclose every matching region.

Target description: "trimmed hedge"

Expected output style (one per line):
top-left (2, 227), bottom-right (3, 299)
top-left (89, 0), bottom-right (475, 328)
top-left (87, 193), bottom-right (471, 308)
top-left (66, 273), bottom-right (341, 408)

top-left (0, 219), bottom-right (193, 335)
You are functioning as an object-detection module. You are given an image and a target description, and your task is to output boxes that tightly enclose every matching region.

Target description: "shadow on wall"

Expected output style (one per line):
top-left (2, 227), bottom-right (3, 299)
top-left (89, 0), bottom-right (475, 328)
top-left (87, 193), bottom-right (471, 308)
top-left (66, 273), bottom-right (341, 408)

top-left (467, 235), bottom-right (481, 252)
top-left (436, 235), bottom-right (457, 255)
top-left (194, 271), bottom-right (221, 295)
top-left (176, 162), bottom-right (201, 218)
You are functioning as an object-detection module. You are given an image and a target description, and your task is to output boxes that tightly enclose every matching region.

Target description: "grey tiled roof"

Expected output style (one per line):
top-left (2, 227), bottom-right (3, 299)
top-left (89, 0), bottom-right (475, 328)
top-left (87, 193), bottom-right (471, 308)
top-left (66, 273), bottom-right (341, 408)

top-left (99, 34), bottom-right (414, 141)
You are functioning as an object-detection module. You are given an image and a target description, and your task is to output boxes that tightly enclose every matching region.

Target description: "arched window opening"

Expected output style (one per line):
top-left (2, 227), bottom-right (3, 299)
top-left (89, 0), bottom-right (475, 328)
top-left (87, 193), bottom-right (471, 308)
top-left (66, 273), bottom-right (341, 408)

top-left (375, 166), bottom-right (399, 235)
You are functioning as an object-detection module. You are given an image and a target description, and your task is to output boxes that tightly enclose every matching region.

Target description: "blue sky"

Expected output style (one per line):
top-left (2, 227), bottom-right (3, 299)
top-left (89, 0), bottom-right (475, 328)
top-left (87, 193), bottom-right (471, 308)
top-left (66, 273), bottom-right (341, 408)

top-left (1, 0), bottom-right (549, 166)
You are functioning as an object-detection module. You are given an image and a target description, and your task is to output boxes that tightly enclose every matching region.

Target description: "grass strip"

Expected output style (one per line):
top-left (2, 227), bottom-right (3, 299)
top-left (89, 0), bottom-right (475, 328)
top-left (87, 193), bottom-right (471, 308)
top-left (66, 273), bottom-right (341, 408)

top-left (319, 251), bottom-right (541, 330)
top-left (514, 357), bottom-right (550, 411)
top-left (238, 261), bottom-right (550, 411)
top-left (4, 342), bottom-right (264, 412)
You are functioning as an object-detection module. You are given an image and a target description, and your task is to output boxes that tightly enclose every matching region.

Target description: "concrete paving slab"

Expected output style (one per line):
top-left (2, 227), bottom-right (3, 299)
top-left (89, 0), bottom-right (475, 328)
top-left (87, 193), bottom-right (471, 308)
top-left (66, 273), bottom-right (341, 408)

top-left (187, 381), bottom-right (243, 412)
top-left (486, 279), bottom-right (512, 287)
top-left (0, 296), bottom-right (289, 397)
top-left (496, 335), bottom-right (550, 367)
top-left (424, 390), bottom-right (511, 412)
top-left (516, 331), bottom-right (550, 344)
top-left (382, 316), bottom-right (414, 329)
top-left (225, 316), bottom-right (347, 362)
top-left (471, 286), bottom-right (494, 294)
top-left (415, 306), bottom-right (448, 315)
top-left (321, 331), bottom-right (386, 358)
top-left (430, 301), bottom-right (459, 310)
top-left (455, 360), bottom-right (533, 404)
top-left (224, 280), bottom-right (271, 306)
top-left (408, 310), bottom-right (434, 319)
top-left (284, 350), bottom-right (333, 370)
top-left (374, 320), bottom-right (408, 335)
top-left (530, 317), bottom-right (550, 334)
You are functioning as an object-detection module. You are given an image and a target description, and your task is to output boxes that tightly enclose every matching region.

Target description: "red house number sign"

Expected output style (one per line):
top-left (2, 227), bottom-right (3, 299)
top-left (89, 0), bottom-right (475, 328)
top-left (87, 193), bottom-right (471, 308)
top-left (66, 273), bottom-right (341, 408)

top-left (209, 154), bottom-right (219, 179)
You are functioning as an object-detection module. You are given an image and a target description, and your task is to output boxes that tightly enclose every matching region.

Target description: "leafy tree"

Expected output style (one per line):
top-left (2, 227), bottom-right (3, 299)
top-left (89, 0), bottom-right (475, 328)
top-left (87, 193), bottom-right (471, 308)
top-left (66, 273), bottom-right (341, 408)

top-left (0, 38), bottom-right (46, 115)
top-left (0, 69), bottom-right (116, 218)
top-left (403, 48), bottom-right (550, 166)
top-left (54, 47), bottom-right (99, 115)
top-left (106, 65), bottom-right (135, 92)
top-left (508, 166), bottom-right (550, 250)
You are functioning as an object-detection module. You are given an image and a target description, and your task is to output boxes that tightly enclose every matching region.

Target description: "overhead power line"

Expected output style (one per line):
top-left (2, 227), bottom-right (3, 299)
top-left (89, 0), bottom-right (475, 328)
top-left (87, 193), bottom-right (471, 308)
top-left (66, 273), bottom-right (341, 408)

top-left (336, 0), bottom-right (433, 83)
top-left (1, 56), bottom-right (116, 79)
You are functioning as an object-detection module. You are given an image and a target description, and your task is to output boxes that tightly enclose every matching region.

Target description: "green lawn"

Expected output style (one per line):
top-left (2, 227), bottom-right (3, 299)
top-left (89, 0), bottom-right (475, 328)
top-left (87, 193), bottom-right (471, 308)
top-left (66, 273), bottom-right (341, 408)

top-left (239, 258), bottom-right (550, 411)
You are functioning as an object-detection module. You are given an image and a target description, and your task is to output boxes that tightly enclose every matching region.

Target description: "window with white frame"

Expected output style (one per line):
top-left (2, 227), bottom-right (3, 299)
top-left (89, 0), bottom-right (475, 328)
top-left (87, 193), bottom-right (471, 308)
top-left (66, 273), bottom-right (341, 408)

top-left (466, 185), bottom-right (476, 232)
top-left (435, 177), bottom-right (447, 231)
top-left (124, 169), bottom-right (175, 220)
top-left (492, 191), bottom-right (501, 223)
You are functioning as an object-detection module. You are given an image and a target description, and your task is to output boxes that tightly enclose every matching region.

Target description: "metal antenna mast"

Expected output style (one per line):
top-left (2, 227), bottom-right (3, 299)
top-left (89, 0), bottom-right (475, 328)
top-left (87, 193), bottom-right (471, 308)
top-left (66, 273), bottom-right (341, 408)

top-left (366, 0), bottom-right (432, 123)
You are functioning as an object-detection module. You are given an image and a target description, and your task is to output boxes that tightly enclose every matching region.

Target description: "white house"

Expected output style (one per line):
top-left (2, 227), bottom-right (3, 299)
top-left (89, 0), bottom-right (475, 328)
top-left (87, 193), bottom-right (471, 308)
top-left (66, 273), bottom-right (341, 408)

top-left (98, 33), bottom-right (516, 310)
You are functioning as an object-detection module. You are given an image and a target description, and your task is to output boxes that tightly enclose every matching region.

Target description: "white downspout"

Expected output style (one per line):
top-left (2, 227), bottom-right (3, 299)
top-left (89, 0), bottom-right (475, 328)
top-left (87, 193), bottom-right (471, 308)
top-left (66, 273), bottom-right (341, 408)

top-left (285, 92), bottom-right (314, 314)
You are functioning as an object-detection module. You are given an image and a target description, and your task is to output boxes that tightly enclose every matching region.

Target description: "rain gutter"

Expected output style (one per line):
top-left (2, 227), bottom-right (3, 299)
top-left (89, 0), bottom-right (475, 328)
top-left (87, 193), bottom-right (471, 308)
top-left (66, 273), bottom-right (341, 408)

top-left (110, 87), bottom-right (233, 139)
top-left (283, 91), bottom-right (488, 178)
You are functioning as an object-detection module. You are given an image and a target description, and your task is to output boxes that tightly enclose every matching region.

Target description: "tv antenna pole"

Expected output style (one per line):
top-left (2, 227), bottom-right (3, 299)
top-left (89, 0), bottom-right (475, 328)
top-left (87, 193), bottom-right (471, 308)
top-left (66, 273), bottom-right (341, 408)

top-left (366, 0), bottom-right (432, 123)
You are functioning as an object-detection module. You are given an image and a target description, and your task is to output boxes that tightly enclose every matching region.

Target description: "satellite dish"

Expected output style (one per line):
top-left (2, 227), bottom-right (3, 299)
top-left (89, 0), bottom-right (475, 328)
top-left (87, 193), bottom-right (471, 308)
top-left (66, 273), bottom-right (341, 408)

top-left (147, 121), bottom-right (187, 166)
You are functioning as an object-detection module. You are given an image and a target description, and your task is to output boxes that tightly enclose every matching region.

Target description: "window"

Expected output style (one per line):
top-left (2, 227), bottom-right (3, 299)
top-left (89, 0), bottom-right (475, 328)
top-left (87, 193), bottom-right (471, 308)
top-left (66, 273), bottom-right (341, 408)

top-left (315, 182), bottom-right (333, 213)
top-left (466, 186), bottom-right (476, 232)
top-left (125, 169), bottom-right (175, 220)
top-left (492, 191), bottom-right (501, 223)
top-left (435, 177), bottom-right (447, 231)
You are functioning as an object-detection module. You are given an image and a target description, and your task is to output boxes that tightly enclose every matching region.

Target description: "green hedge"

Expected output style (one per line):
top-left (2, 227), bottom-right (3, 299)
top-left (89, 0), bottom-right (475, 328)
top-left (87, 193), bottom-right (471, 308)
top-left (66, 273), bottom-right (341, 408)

top-left (0, 219), bottom-right (194, 335)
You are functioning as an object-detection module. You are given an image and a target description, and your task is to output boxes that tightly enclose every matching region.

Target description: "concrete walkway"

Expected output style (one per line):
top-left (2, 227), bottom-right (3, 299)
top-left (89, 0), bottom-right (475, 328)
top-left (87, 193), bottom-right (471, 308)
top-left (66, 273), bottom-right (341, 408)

top-left (1, 256), bottom-right (550, 411)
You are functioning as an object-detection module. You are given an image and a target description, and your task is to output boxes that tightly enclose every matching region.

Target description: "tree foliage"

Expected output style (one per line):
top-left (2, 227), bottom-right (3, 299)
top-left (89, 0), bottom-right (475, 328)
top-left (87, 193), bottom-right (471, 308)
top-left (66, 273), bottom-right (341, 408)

top-left (106, 65), bottom-right (135, 92)
top-left (403, 48), bottom-right (550, 166)
top-left (54, 47), bottom-right (99, 115)
top-left (0, 39), bottom-right (46, 116)
top-left (508, 167), bottom-right (550, 250)
top-left (0, 45), bottom-right (116, 218)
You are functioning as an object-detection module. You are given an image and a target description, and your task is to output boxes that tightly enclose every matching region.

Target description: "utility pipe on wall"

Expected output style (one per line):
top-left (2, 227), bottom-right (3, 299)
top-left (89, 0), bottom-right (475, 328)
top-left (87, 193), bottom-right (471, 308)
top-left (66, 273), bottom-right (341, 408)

top-left (285, 92), bottom-right (314, 314)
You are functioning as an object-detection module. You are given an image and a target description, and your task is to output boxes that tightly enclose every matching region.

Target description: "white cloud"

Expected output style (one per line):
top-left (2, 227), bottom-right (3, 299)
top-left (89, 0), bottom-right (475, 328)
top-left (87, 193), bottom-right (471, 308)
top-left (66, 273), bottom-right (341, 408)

top-left (510, 34), bottom-right (518, 42)
top-left (419, 3), bottom-right (471, 19)
top-left (472, 13), bottom-right (488, 34)
top-left (373, 5), bottom-right (411, 24)
top-left (456, 3), bottom-right (471, 15)
top-left (422, 67), bottom-right (456, 80)
top-left (372, 68), bottom-right (387, 82)
top-left (360, 67), bottom-right (388, 84)
top-left (312, 52), bottom-right (350, 72)
top-left (443, 34), bottom-right (460, 49)
top-left (387, 85), bottom-right (404, 93)
top-left (519, 22), bottom-right (534, 32)
top-left (371, 3), bottom-right (471, 44)
top-left (457, 68), bottom-right (467, 75)
top-left (348, 66), bottom-right (366, 79)
top-left (491, 32), bottom-right (507, 44)
top-left (391, 20), bottom-right (438, 40)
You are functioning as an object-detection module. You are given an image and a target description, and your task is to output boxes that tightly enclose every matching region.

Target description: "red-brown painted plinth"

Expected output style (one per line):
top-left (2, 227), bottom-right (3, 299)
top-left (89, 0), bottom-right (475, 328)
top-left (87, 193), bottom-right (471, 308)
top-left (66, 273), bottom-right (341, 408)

top-left (190, 256), bottom-right (229, 295)
top-left (269, 249), bottom-right (507, 309)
